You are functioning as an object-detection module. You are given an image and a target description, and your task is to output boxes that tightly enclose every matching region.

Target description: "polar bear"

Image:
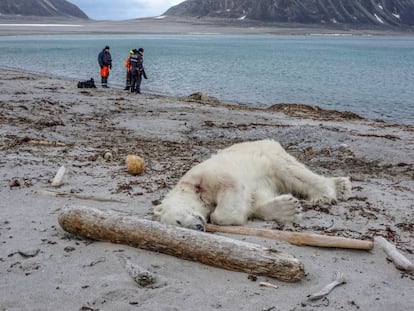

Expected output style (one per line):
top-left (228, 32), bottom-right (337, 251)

top-left (154, 139), bottom-right (351, 231)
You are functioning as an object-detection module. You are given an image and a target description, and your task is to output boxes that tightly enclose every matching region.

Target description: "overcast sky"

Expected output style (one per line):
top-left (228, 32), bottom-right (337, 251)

top-left (69, 0), bottom-right (185, 20)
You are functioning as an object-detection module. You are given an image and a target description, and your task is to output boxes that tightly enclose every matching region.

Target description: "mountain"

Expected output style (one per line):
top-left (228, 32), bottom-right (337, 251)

top-left (0, 0), bottom-right (88, 19)
top-left (164, 0), bottom-right (414, 28)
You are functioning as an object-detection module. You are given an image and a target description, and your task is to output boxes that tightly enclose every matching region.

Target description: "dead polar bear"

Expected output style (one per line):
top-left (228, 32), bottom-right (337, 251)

top-left (154, 139), bottom-right (352, 231)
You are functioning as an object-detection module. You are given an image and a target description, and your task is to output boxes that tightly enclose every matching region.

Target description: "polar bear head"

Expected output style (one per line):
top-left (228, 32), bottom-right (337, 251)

top-left (153, 187), bottom-right (207, 231)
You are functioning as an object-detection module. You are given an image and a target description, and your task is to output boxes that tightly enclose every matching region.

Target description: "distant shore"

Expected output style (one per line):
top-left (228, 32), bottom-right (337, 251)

top-left (1, 15), bottom-right (413, 36)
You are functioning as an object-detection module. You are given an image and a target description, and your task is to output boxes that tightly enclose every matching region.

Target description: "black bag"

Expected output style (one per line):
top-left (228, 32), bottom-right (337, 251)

top-left (77, 78), bottom-right (96, 88)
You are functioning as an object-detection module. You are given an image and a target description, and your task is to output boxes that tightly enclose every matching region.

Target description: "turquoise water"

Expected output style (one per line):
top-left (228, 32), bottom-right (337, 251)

top-left (0, 34), bottom-right (413, 124)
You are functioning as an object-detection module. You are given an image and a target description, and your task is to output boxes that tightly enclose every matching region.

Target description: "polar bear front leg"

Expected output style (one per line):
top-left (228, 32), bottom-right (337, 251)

top-left (252, 194), bottom-right (302, 224)
top-left (332, 177), bottom-right (352, 201)
top-left (301, 176), bottom-right (352, 205)
top-left (209, 183), bottom-right (250, 226)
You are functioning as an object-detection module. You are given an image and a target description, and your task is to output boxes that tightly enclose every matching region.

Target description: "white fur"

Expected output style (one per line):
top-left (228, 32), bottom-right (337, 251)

top-left (154, 139), bottom-right (352, 230)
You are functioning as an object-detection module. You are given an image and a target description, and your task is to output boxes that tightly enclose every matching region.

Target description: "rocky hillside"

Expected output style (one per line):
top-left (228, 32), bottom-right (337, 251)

top-left (0, 0), bottom-right (88, 19)
top-left (165, 0), bottom-right (414, 27)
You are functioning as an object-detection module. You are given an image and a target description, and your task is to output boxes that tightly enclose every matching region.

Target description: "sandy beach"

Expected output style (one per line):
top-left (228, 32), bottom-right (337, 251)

top-left (0, 67), bottom-right (413, 310)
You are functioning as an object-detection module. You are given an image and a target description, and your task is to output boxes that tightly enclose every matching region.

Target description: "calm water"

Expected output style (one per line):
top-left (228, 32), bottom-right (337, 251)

top-left (0, 34), bottom-right (413, 124)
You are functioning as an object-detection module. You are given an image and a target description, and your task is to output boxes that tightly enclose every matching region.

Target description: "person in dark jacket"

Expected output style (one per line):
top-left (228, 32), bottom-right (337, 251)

top-left (130, 48), bottom-right (146, 94)
top-left (98, 45), bottom-right (112, 88)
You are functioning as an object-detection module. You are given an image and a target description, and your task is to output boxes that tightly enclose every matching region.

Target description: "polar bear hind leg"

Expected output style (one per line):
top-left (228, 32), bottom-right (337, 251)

top-left (284, 169), bottom-right (351, 205)
top-left (244, 139), bottom-right (352, 205)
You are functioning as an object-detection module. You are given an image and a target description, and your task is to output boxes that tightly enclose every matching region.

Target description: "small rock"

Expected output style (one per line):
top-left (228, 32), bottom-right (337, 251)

top-left (64, 246), bottom-right (76, 253)
top-left (9, 178), bottom-right (20, 188)
top-left (103, 151), bottom-right (113, 161)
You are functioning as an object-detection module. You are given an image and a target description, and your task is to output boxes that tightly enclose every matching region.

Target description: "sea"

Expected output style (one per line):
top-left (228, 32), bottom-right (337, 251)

top-left (0, 34), bottom-right (413, 125)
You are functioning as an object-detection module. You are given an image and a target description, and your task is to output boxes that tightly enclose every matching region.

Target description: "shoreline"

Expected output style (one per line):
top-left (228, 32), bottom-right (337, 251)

top-left (1, 69), bottom-right (413, 310)
top-left (2, 65), bottom-right (412, 128)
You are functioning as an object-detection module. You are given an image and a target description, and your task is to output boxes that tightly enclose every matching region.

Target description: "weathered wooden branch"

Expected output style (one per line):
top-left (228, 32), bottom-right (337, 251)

top-left (58, 206), bottom-right (304, 282)
top-left (27, 139), bottom-right (68, 147)
top-left (206, 224), bottom-right (374, 250)
top-left (116, 253), bottom-right (167, 288)
top-left (35, 189), bottom-right (127, 203)
top-left (308, 271), bottom-right (346, 300)
top-left (374, 236), bottom-right (414, 271)
top-left (259, 281), bottom-right (279, 289)
top-left (51, 165), bottom-right (66, 187)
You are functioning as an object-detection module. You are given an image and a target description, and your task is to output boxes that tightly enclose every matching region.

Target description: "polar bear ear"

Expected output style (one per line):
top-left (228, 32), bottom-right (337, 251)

top-left (152, 204), bottom-right (164, 220)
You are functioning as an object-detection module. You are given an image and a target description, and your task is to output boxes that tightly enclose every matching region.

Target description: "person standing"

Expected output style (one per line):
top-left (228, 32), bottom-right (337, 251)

top-left (124, 50), bottom-right (133, 91)
top-left (98, 45), bottom-right (112, 88)
top-left (130, 48), bottom-right (146, 94)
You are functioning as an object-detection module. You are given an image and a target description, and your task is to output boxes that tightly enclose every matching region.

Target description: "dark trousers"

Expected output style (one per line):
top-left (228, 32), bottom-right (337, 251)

top-left (125, 70), bottom-right (131, 90)
top-left (131, 71), bottom-right (142, 93)
top-left (101, 77), bottom-right (108, 87)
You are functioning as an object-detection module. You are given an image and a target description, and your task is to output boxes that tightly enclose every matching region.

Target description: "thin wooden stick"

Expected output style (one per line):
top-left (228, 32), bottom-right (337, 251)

top-left (259, 281), bottom-right (279, 289)
top-left (206, 224), bottom-right (374, 250)
top-left (27, 139), bottom-right (67, 147)
top-left (35, 189), bottom-right (127, 203)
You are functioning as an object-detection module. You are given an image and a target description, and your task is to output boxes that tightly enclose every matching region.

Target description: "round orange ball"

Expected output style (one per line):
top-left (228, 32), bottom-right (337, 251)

top-left (125, 155), bottom-right (145, 175)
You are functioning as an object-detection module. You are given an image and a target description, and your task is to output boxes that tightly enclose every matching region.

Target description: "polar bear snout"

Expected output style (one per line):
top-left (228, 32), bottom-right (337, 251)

top-left (194, 222), bottom-right (206, 231)
top-left (170, 212), bottom-right (206, 231)
top-left (153, 203), bottom-right (207, 231)
top-left (174, 213), bottom-right (206, 231)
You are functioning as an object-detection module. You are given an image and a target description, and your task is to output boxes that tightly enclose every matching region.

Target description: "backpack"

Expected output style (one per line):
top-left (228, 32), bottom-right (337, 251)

top-left (77, 78), bottom-right (96, 88)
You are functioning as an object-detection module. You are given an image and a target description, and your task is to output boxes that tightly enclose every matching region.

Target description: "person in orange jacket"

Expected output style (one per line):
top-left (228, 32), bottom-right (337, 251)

top-left (124, 50), bottom-right (134, 90)
top-left (97, 45), bottom-right (112, 88)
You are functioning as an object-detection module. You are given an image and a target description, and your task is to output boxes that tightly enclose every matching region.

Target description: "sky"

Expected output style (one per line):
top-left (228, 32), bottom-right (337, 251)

top-left (68, 0), bottom-right (185, 21)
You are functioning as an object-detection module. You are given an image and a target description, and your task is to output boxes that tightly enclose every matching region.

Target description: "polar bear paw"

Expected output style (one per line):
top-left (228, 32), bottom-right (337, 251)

top-left (308, 177), bottom-right (352, 205)
top-left (309, 194), bottom-right (337, 205)
top-left (333, 177), bottom-right (352, 201)
top-left (254, 194), bottom-right (302, 224)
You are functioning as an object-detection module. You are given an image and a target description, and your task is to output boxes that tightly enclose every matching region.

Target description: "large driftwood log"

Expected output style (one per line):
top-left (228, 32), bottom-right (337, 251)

top-left (206, 224), bottom-right (374, 250)
top-left (58, 206), bottom-right (304, 282)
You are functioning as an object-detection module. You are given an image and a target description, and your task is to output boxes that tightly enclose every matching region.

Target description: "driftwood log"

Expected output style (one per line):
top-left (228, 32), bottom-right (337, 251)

top-left (374, 236), bottom-right (414, 271)
top-left (58, 206), bottom-right (304, 282)
top-left (206, 224), bottom-right (374, 250)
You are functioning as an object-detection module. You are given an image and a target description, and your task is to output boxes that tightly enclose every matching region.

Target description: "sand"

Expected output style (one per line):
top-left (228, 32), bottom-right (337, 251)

top-left (0, 67), bottom-right (413, 311)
